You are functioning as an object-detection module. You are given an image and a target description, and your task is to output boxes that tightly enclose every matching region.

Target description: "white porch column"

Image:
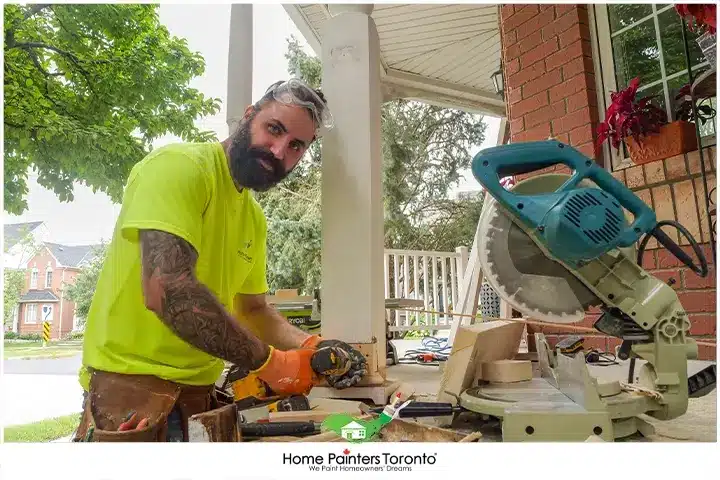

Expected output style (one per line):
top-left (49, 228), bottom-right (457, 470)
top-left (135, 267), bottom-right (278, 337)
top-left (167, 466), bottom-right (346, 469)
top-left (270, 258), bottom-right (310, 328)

top-left (321, 5), bottom-right (385, 352)
top-left (226, 4), bottom-right (253, 135)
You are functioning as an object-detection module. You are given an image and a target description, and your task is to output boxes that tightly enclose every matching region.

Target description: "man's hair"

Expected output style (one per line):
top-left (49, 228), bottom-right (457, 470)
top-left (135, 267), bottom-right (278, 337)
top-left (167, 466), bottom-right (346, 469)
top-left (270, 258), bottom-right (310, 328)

top-left (255, 80), bottom-right (328, 129)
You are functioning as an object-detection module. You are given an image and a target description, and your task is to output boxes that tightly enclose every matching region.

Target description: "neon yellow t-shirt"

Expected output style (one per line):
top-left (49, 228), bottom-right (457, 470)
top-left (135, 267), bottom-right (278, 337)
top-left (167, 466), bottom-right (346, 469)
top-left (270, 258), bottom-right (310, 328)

top-left (79, 142), bottom-right (269, 390)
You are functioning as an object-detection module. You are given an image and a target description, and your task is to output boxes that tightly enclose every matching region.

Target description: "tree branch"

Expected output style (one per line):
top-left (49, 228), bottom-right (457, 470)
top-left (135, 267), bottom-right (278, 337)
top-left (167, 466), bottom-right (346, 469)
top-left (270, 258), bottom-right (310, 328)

top-left (25, 4), bottom-right (52, 19)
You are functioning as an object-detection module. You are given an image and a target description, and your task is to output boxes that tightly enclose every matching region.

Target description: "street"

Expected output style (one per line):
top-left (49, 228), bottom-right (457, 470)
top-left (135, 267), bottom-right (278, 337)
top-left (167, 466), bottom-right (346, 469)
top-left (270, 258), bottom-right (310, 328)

top-left (2, 354), bottom-right (84, 427)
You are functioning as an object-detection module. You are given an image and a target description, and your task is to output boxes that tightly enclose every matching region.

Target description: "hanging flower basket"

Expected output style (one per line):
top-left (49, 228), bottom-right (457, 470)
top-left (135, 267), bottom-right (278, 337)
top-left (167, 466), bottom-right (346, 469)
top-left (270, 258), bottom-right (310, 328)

top-left (624, 120), bottom-right (698, 165)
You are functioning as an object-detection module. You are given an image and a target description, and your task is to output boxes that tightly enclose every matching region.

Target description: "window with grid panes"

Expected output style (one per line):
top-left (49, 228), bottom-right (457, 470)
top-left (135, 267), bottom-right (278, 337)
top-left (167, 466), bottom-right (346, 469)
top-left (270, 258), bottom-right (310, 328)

top-left (597, 4), bottom-right (716, 170)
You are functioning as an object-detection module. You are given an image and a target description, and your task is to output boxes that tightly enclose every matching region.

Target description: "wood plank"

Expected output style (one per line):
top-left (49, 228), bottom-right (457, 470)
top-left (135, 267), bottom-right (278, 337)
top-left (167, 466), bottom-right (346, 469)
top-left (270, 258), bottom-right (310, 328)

top-left (480, 360), bottom-right (533, 383)
top-left (378, 15), bottom-right (498, 39)
top-left (188, 404), bottom-right (241, 442)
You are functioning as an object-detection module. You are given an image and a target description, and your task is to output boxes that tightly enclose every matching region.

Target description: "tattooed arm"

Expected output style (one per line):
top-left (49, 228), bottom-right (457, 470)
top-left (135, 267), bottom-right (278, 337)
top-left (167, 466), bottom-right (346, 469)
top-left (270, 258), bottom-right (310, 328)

top-left (139, 229), bottom-right (270, 371)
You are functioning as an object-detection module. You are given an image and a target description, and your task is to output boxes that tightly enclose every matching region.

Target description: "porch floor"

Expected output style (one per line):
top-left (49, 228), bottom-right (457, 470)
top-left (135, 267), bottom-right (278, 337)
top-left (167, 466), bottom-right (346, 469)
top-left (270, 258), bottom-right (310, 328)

top-left (374, 339), bottom-right (717, 442)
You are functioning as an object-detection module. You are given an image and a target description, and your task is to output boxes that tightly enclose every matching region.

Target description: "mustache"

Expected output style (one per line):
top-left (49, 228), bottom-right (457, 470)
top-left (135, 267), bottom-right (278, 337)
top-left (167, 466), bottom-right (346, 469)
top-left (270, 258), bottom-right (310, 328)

top-left (245, 146), bottom-right (285, 175)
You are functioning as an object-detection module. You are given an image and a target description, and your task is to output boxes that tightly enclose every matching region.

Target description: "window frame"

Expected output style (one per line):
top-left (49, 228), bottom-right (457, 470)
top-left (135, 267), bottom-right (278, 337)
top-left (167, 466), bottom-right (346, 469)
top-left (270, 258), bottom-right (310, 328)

top-left (591, 3), bottom-right (716, 171)
top-left (30, 267), bottom-right (38, 289)
top-left (25, 304), bottom-right (37, 324)
top-left (45, 267), bottom-right (53, 289)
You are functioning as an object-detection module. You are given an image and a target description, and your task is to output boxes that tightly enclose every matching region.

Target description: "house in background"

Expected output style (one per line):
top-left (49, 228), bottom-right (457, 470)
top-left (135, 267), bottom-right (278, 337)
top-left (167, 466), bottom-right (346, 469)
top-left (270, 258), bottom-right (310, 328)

top-left (3, 221), bottom-right (52, 269)
top-left (4, 222), bottom-right (100, 339)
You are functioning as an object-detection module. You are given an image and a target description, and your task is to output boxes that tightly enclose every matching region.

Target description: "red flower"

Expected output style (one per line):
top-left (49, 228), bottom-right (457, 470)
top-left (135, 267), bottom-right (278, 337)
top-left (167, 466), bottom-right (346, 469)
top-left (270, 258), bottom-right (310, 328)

top-left (675, 4), bottom-right (716, 34)
top-left (596, 77), bottom-right (668, 154)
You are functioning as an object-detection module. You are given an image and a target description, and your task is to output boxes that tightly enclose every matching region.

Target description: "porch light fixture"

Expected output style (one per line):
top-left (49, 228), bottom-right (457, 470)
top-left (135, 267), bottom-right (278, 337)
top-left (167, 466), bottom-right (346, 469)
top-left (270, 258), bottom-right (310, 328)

top-left (491, 68), bottom-right (504, 100)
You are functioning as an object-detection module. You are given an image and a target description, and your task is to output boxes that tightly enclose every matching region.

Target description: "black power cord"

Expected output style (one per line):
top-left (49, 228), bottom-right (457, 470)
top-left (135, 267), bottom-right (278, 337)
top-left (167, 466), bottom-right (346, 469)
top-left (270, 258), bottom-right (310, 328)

top-left (637, 220), bottom-right (709, 277)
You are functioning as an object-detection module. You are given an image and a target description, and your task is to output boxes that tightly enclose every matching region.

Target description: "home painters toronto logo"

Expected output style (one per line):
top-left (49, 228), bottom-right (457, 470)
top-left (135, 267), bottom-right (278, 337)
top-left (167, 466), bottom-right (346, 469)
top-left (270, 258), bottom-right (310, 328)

top-left (321, 393), bottom-right (410, 443)
top-left (282, 448), bottom-right (438, 473)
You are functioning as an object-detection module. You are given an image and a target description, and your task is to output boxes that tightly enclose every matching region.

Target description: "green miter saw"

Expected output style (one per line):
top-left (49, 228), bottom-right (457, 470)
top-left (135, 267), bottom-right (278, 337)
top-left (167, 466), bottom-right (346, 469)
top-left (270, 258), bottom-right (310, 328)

top-left (459, 139), bottom-right (714, 441)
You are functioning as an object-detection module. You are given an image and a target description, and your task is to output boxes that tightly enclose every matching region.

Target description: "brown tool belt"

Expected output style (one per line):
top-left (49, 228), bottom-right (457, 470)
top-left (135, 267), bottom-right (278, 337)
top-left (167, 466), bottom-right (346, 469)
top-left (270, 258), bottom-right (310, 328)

top-left (73, 368), bottom-right (218, 442)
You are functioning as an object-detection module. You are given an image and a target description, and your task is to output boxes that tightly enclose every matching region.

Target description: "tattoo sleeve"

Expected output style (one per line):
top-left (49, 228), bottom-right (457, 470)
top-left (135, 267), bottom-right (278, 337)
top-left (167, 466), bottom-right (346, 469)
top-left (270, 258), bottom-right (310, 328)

top-left (139, 229), bottom-right (270, 371)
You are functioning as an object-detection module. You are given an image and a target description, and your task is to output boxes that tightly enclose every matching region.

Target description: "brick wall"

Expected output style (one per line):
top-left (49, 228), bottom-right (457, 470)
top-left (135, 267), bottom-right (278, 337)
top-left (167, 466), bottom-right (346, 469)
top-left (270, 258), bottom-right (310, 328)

top-left (500, 4), bottom-right (601, 163)
top-left (500, 4), bottom-right (717, 360)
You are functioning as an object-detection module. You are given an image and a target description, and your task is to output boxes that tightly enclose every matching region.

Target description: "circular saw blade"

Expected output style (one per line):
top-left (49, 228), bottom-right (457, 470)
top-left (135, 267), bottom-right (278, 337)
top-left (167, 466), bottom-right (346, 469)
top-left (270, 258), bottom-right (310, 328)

top-left (478, 195), bottom-right (602, 324)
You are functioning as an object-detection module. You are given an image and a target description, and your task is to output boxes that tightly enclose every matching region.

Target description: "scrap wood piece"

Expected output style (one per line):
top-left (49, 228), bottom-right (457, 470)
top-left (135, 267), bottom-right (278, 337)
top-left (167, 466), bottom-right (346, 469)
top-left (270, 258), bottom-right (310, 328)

top-left (458, 431), bottom-right (483, 442)
top-left (188, 403), bottom-right (241, 442)
top-left (480, 359), bottom-right (532, 383)
top-left (620, 382), bottom-right (664, 401)
top-left (378, 418), bottom-right (466, 442)
top-left (436, 320), bottom-right (525, 404)
top-left (390, 382), bottom-right (416, 403)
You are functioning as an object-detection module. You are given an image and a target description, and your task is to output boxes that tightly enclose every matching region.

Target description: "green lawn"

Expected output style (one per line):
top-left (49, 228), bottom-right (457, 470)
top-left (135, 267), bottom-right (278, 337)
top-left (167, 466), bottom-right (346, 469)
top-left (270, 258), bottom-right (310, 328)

top-left (4, 414), bottom-right (81, 442)
top-left (3, 340), bottom-right (83, 360)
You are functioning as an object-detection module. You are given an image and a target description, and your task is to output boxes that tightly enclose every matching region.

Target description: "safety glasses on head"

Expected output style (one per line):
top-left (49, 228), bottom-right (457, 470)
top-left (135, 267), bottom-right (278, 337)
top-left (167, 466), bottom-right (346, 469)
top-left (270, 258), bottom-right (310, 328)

top-left (265, 79), bottom-right (334, 135)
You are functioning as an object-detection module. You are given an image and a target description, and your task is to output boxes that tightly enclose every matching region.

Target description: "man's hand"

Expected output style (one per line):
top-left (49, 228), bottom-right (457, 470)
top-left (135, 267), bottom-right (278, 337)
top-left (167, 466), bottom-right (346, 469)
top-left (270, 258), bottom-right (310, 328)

top-left (253, 347), bottom-right (319, 396)
top-left (301, 336), bottom-right (368, 389)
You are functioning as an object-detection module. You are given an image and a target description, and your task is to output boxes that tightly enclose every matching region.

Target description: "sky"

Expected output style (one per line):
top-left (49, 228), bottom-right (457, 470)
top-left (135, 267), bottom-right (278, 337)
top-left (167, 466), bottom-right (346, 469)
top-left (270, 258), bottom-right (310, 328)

top-left (4, 4), bottom-right (500, 246)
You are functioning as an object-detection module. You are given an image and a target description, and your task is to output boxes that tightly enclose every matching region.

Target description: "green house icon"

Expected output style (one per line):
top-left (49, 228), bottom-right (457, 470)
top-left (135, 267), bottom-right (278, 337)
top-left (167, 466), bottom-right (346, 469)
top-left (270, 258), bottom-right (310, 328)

top-left (341, 421), bottom-right (367, 441)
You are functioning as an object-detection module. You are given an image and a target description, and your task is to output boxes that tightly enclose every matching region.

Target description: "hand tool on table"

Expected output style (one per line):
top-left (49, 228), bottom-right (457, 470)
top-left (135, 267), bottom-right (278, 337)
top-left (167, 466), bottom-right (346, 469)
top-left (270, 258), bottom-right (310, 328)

top-left (368, 401), bottom-right (464, 418)
top-left (457, 139), bottom-right (714, 441)
top-left (227, 343), bottom-right (353, 411)
top-left (239, 420), bottom-right (321, 438)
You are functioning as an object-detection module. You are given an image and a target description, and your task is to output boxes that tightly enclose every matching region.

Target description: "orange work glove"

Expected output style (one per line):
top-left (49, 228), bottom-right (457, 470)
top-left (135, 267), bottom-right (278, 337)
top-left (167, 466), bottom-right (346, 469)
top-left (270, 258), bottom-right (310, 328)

top-left (300, 334), bottom-right (323, 349)
top-left (253, 346), bottom-right (319, 396)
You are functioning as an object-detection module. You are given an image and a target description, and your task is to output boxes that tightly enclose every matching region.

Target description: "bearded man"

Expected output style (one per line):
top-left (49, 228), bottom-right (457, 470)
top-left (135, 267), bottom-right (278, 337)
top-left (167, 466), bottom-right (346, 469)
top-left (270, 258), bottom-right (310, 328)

top-left (74, 79), bottom-right (366, 442)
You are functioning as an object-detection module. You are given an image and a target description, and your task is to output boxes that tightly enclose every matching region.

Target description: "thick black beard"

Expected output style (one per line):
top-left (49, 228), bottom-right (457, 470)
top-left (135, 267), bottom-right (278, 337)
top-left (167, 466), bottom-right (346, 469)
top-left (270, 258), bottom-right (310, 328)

top-left (228, 121), bottom-right (288, 192)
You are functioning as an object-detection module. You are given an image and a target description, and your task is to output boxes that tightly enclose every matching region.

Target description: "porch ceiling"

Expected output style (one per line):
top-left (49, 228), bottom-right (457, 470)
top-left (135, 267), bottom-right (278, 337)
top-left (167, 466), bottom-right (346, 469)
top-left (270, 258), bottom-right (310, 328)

top-left (283, 3), bottom-right (506, 117)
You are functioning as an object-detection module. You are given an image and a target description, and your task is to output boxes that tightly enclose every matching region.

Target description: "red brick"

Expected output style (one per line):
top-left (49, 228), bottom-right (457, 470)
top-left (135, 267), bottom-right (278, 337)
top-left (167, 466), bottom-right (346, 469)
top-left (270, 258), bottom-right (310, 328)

top-left (520, 38), bottom-right (559, 68)
top-left (687, 148), bottom-right (715, 174)
top-left (566, 90), bottom-right (591, 113)
top-left (641, 249), bottom-right (657, 270)
top-left (611, 169), bottom-right (626, 184)
top-left (562, 55), bottom-right (595, 81)
top-left (695, 174), bottom-right (716, 243)
top-left (672, 179), bottom-right (701, 246)
top-left (697, 344), bottom-right (716, 361)
top-left (553, 132), bottom-right (570, 144)
top-left (549, 72), bottom-right (593, 103)
top-left (516, 6), bottom-right (556, 42)
top-left (583, 336), bottom-right (608, 352)
top-left (522, 68), bottom-right (563, 98)
top-left (524, 101), bottom-right (566, 129)
top-left (657, 249), bottom-right (681, 268)
top-left (506, 41), bottom-right (522, 61)
top-left (689, 314), bottom-right (716, 336)
top-left (510, 91), bottom-right (549, 118)
top-left (501, 4), bottom-right (515, 21)
top-left (683, 267), bottom-right (716, 289)
top-left (652, 269), bottom-right (681, 289)
top-left (554, 4), bottom-right (576, 19)
top-left (508, 62), bottom-right (546, 88)
top-left (643, 160), bottom-right (665, 184)
top-left (515, 122), bottom-right (551, 143)
top-left (652, 185), bottom-right (679, 242)
top-left (625, 165), bottom-right (645, 188)
top-left (504, 5), bottom-right (539, 31)
top-left (664, 154), bottom-right (688, 179)
top-left (510, 117), bottom-right (525, 135)
top-left (506, 58), bottom-right (521, 76)
top-left (546, 41), bottom-right (585, 71)
top-left (576, 142), bottom-right (596, 160)
top-left (559, 24), bottom-right (591, 48)
top-left (552, 106), bottom-right (591, 135)
top-left (678, 291), bottom-right (716, 313)
top-left (517, 30), bottom-right (544, 56)
top-left (569, 123), bottom-right (594, 146)
top-left (508, 85), bottom-right (523, 105)
top-left (543, 8), bottom-right (582, 39)
top-left (607, 337), bottom-right (622, 354)
top-left (506, 29), bottom-right (519, 47)
top-left (555, 164), bottom-right (572, 174)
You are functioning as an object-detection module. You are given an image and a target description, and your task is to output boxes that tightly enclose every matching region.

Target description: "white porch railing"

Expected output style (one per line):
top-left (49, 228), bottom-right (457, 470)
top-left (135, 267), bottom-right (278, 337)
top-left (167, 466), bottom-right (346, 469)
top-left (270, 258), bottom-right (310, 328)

top-left (384, 247), bottom-right (469, 332)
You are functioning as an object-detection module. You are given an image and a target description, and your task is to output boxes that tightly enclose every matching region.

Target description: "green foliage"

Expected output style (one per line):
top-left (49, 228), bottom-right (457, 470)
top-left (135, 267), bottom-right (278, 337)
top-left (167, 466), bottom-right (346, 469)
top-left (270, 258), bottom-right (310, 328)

top-left (65, 243), bottom-right (108, 324)
top-left (3, 269), bottom-right (25, 330)
top-left (3, 4), bottom-right (221, 215)
top-left (254, 36), bottom-right (487, 293)
top-left (4, 413), bottom-right (81, 443)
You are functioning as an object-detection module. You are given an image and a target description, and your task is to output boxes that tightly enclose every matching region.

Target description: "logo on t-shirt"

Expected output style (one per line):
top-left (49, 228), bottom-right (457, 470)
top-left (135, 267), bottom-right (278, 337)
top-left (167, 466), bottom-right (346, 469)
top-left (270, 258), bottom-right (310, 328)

top-left (238, 240), bottom-right (253, 263)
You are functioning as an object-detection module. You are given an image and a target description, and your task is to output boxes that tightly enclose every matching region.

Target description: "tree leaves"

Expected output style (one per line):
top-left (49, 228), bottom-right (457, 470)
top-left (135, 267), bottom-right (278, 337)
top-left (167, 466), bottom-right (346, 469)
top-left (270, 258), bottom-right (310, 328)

top-left (3, 4), bottom-right (221, 214)
top-left (64, 243), bottom-right (107, 324)
top-left (255, 36), bottom-right (487, 294)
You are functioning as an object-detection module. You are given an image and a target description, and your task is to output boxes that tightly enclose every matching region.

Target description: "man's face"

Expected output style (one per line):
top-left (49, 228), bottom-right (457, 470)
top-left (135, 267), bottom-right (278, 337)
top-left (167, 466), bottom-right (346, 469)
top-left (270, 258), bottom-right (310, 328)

top-left (228, 101), bottom-right (317, 192)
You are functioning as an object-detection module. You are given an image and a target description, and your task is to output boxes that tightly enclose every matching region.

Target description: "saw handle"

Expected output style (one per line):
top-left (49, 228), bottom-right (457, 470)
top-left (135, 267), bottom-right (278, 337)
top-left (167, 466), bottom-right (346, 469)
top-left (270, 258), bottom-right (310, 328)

top-left (472, 140), bottom-right (657, 246)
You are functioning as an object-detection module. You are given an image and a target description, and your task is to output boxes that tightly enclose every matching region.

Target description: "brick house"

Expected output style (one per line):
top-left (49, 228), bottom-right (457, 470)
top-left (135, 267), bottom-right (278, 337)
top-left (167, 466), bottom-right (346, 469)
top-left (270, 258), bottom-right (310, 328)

top-left (497, 4), bottom-right (717, 360)
top-left (15, 242), bottom-right (100, 339)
